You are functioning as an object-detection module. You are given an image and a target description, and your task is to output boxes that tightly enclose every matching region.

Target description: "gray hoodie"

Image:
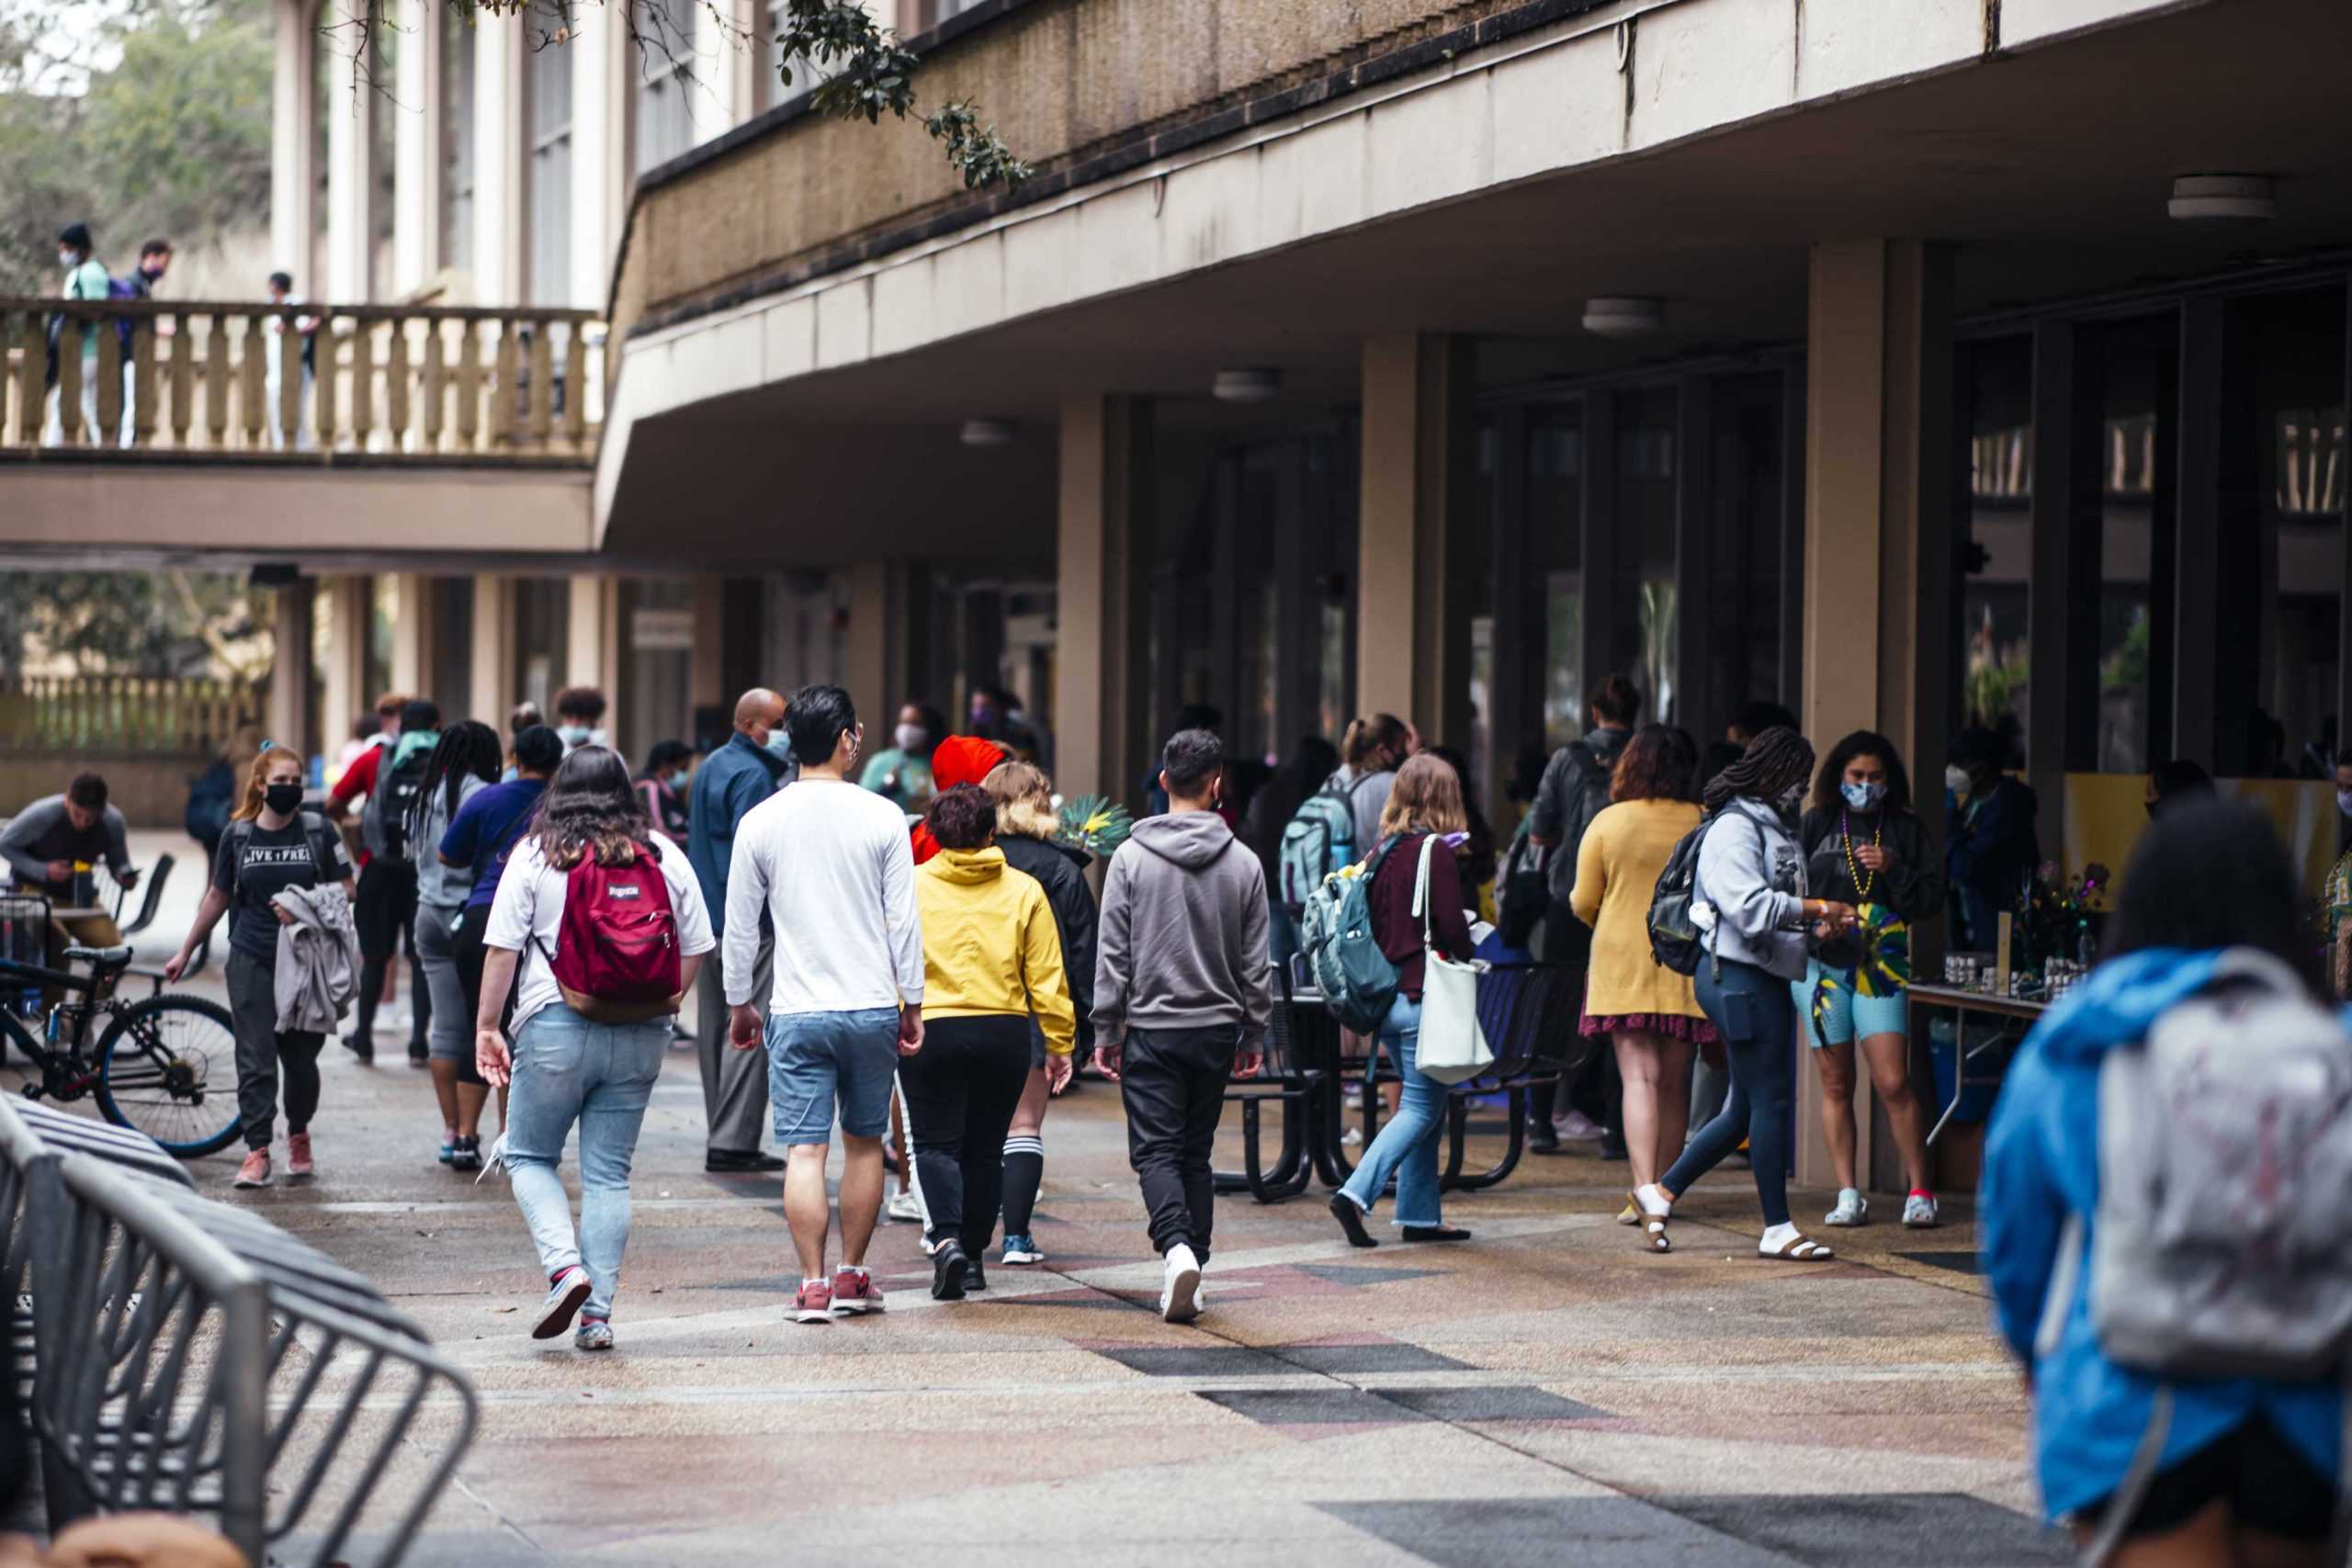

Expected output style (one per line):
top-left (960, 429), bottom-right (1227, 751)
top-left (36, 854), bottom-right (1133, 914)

top-left (271, 881), bottom-right (361, 1033)
top-left (1092, 810), bottom-right (1272, 1051)
top-left (1693, 796), bottom-right (1811, 980)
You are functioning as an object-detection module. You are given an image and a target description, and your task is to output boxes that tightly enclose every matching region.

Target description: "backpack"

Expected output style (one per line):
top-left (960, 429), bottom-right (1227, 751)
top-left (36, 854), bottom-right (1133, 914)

top-left (362, 743), bottom-right (434, 863)
top-left (532, 848), bottom-right (684, 1024)
top-left (1647, 811), bottom-right (1761, 977)
top-left (1541, 739), bottom-right (1616, 905)
top-left (1278, 776), bottom-right (1367, 908)
top-left (1496, 823), bottom-right (1548, 948)
top-left (1298, 838), bottom-right (1401, 1032)
top-left (2076, 948), bottom-right (2352, 1382)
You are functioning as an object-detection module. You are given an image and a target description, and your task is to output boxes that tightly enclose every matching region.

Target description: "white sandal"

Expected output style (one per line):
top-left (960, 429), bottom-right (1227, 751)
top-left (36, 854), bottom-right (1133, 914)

top-left (1761, 1233), bottom-right (1835, 1261)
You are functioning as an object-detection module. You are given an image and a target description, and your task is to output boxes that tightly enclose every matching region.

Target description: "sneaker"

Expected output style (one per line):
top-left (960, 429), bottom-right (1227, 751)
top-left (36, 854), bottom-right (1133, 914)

top-left (1826, 1189), bottom-right (1869, 1227)
top-left (575, 1318), bottom-right (614, 1351)
top-left (449, 1136), bottom-right (481, 1173)
top-left (886, 1189), bottom-right (923, 1224)
top-left (340, 1032), bottom-right (373, 1065)
top-left (1903, 1191), bottom-right (1939, 1229)
top-left (831, 1267), bottom-right (885, 1315)
top-left (1001, 1235), bottom-right (1044, 1266)
top-left (1552, 1110), bottom-right (1605, 1142)
top-left (1527, 1119), bottom-right (1562, 1155)
top-left (932, 1242), bottom-right (971, 1301)
top-left (1160, 1244), bottom-right (1203, 1324)
top-left (535, 1267), bottom-right (593, 1339)
top-left (285, 1133), bottom-right (314, 1180)
top-left (790, 1280), bottom-right (834, 1325)
top-left (438, 1134), bottom-right (456, 1166)
top-left (966, 1258), bottom-right (988, 1292)
top-left (233, 1150), bottom-right (271, 1189)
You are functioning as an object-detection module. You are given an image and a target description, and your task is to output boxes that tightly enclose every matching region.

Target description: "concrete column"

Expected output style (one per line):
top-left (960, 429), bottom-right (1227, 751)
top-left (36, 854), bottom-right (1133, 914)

top-left (566, 575), bottom-right (622, 732)
top-left (267, 579), bottom-right (317, 762)
top-left (323, 2), bottom-right (374, 301)
top-left (389, 574), bottom-right (435, 699)
top-left (1356, 333), bottom-right (1476, 740)
top-left (1800, 238), bottom-right (1958, 1193)
top-left (469, 573), bottom-right (514, 725)
top-left (569, 5), bottom-right (629, 308)
top-left (1055, 396), bottom-right (1151, 802)
top-left (471, 16), bottom-right (524, 304)
top-left (270, 0), bottom-right (317, 277)
top-left (391, 0), bottom-right (442, 295)
top-left (725, 0), bottom-right (760, 124)
top-left (689, 573), bottom-right (727, 714)
top-left (319, 576), bottom-right (370, 762)
top-left (844, 560), bottom-right (899, 746)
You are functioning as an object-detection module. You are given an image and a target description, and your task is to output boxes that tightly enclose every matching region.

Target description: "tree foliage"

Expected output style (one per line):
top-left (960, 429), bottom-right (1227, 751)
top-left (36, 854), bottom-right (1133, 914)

top-left (0, 570), bottom-right (271, 680)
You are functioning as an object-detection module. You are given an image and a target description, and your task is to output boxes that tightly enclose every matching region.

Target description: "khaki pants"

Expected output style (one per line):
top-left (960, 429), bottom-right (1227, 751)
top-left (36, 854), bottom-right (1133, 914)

top-left (44, 912), bottom-right (122, 1009)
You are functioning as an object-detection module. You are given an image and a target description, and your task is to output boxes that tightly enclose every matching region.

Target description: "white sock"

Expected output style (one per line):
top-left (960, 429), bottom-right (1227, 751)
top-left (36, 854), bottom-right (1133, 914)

top-left (1759, 1222), bottom-right (1802, 1252)
top-left (803, 1277), bottom-right (828, 1291)
top-left (839, 1264), bottom-right (866, 1280)
top-left (1634, 1183), bottom-right (1673, 1218)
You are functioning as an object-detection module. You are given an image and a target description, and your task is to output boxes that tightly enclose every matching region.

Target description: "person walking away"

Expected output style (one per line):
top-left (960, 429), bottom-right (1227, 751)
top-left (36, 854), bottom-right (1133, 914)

top-left (440, 724), bottom-right (564, 1143)
top-left (1796, 731), bottom-right (1944, 1229)
top-left (685, 688), bottom-right (794, 1173)
top-left (1241, 735), bottom-right (1340, 971)
top-left (261, 271), bottom-right (319, 449)
top-left (1526, 674), bottom-right (1641, 1153)
top-left (1327, 753), bottom-right (1480, 1250)
top-left (722, 685), bottom-right (925, 1325)
top-left (410, 722), bottom-right (503, 1169)
top-left (980, 759), bottom-right (1097, 1266)
top-left (1138, 705), bottom-right (1227, 818)
top-left (1, 772), bottom-right (139, 1001)
top-left (47, 223), bottom-right (108, 445)
top-left (860, 702), bottom-right (946, 813)
top-left (1093, 728), bottom-right (1272, 1323)
top-left (500, 701), bottom-right (543, 781)
top-left (553, 687), bottom-right (610, 752)
top-left (1943, 726), bottom-right (2040, 953)
top-left (474, 747), bottom-right (715, 1351)
top-left (1567, 725), bottom-right (1714, 1251)
top-left (1636, 728), bottom-right (1855, 1260)
top-left (326, 694), bottom-right (431, 1062)
top-left (165, 744), bottom-right (355, 1188)
top-left (1983, 797), bottom-right (2347, 1568)
top-left (1428, 745), bottom-right (1498, 922)
top-left (111, 239), bottom-right (170, 446)
top-left (636, 740), bottom-right (695, 842)
top-left (904, 785), bottom-right (1076, 1296)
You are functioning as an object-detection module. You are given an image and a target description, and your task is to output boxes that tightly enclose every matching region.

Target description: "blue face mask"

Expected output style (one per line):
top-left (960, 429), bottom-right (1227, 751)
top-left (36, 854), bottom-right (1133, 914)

top-left (765, 731), bottom-right (797, 763)
top-left (1840, 780), bottom-right (1886, 812)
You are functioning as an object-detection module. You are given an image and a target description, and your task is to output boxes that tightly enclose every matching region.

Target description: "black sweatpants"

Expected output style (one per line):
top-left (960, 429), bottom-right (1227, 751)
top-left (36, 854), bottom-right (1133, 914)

top-left (228, 949), bottom-right (324, 1150)
top-left (1118, 1025), bottom-right (1238, 1263)
top-left (353, 859), bottom-right (424, 1052)
top-left (447, 905), bottom-right (507, 1087)
top-left (897, 1014), bottom-right (1032, 1258)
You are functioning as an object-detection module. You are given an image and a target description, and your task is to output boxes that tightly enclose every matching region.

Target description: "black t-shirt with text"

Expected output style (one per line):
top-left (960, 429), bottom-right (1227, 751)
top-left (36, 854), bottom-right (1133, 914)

top-left (213, 816), bottom-right (352, 963)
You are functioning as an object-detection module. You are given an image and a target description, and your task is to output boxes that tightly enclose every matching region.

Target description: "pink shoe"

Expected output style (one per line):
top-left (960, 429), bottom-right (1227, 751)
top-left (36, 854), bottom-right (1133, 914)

top-left (233, 1150), bottom-right (271, 1189)
top-left (286, 1134), bottom-right (314, 1180)
top-left (831, 1267), bottom-right (885, 1316)
top-left (790, 1280), bottom-right (834, 1325)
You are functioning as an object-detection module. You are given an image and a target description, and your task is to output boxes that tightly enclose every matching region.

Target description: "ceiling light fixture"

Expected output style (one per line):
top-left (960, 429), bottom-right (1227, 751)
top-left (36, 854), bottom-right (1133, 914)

top-left (2167, 175), bottom-right (2276, 223)
top-left (959, 418), bottom-right (1016, 447)
top-left (1581, 297), bottom-right (1665, 339)
top-left (1213, 368), bottom-right (1281, 403)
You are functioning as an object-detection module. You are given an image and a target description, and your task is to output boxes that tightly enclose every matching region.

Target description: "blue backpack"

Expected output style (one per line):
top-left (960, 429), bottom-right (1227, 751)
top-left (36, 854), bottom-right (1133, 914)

top-left (1298, 838), bottom-right (1401, 1032)
top-left (106, 276), bottom-right (142, 356)
top-left (1277, 776), bottom-right (1367, 908)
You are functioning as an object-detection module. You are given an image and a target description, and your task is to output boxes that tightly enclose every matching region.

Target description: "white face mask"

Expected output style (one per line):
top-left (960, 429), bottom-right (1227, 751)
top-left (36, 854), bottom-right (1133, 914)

top-left (558, 724), bottom-right (592, 747)
top-left (895, 723), bottom-right (927, 753)
top-left (1945, 764), bottom-right (1972, 796)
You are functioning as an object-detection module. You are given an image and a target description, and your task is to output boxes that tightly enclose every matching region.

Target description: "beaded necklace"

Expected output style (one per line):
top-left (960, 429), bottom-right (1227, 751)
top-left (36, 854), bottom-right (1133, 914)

top-left (1839, 807), bottom-right (1881, 900)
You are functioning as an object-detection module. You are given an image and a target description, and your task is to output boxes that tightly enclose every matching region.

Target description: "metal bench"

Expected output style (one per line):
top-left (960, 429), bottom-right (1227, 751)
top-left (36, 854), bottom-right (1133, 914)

top-left (1215, 966), bottom-right (1335, 1202)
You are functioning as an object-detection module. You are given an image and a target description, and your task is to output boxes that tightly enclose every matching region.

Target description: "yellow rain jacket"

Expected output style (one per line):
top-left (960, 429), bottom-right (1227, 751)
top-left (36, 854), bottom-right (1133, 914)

top-left (916, 846), bottom-right (1077, 1055)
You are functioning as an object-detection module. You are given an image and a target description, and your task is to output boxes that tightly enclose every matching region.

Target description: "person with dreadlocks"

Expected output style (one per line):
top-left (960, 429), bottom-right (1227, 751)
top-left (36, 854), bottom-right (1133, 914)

top-left (409, 719), bottom-right (506, 1170)
top-left (1634, 727), bottom-right (1855, 1261)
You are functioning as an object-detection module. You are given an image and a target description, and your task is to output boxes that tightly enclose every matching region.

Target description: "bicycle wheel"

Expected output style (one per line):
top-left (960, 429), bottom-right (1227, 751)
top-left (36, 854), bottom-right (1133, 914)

top-left (95, 995), bottom-right (242, 1157)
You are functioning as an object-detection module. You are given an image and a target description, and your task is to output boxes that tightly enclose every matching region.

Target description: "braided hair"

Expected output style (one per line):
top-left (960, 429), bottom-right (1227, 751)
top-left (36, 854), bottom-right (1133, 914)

top-left (1702, 725), bottom-right (1815, 814)
top-left (406, 719), bottom-right (503, 848)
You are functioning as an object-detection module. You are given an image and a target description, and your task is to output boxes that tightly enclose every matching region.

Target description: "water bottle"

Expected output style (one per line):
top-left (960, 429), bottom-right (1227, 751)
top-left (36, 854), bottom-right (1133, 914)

top-left (2076, 922), bottom-right (2098, 968)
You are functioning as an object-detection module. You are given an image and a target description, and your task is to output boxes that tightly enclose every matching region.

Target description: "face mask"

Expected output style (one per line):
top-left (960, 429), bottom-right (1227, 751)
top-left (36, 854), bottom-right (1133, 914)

top-left (895, 723), bottom-right (927, 753)
top-left (2339, 789), bottom-right (2352, 819)
top-left (263, 782), bottom-right (304, 816)
top-left (765, 731), bottom-right (797, 762)
top-left (58, 252), bottom-right (74, 270)
top-left (1773, 783), bottom-right (1806, 818)
top-left (558, 725), bottom-right (591, 747)
top-left (1944, 765), bottom-right (1972, 796)
top-left (1840, 780), bottom-right (1886, 812)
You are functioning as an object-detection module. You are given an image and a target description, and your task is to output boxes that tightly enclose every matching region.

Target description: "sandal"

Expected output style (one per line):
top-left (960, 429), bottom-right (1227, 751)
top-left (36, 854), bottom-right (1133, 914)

top-left (1616, 1201), bottom-right (1640, 1226)
top-left (1761, 1233), bottom-right (1835, 1261)
top-left (1630, 1190), bottom-right (1671, 1253)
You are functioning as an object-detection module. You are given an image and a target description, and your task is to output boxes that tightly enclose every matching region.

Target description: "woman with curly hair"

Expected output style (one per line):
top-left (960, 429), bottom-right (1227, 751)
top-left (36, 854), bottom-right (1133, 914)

top-left (1567, 725), bottom-right (1713, 1250)
top-left (474, 747), bottom-right (717, 1351)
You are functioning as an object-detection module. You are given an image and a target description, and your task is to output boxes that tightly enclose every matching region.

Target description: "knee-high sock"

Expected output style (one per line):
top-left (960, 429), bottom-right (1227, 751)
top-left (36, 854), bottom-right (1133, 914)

top-left (1001, 1134), bottom-right (1045, 1237)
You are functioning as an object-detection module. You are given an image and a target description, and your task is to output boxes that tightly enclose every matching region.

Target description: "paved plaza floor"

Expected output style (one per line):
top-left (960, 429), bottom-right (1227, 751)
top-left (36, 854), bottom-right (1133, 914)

top-left (17, 833), bottom-right (2063, 1566)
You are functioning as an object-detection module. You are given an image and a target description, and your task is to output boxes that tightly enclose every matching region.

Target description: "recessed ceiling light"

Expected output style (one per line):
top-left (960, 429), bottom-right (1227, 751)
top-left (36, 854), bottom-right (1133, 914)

top-left (1213, 368), bottom-right (1281, 403)
top-left (2168, 175), bottom-right (2275, 223)
top-left (1582, 297), bottom-right (1664, 339)
top-left (959, 418), bottom-right (1015, 447)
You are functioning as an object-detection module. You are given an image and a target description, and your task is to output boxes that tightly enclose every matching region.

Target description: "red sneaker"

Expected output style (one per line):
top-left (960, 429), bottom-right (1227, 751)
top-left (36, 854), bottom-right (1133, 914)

top-left (233, 1150), bottom-right (271, 1189)
top-left (286, 1133), bottom-right (314, 1180)
top-left (790, 1280), bottom-right (833, 1325)
top-left (831, 1267), bottom-right (885, 1316)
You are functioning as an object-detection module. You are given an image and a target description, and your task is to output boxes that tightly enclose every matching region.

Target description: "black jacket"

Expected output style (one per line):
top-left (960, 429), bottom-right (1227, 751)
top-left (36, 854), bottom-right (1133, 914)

top-left (1797, 804), bottom-right (1945, 969)
top-left (998, 831), bottom-right (1097, 1053)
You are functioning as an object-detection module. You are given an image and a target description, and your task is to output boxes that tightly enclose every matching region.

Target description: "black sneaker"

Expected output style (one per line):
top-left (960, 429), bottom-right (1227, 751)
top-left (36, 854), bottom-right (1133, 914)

top-left (967, 1258), bottom-right (988, 1292)
top-left (1527, 1119), bottom-right (1562, 1155)
top-left (341, 1033), bottom-right (374, 1065)
top-left (932, 1241), bottom-right (971, 1301)
top-left (449, 1135), bottom-right (481, 1173)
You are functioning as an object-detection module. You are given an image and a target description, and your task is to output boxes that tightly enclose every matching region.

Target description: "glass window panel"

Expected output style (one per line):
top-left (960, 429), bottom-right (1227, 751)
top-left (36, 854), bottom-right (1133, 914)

top-left (1616, 388), bottom-right (1678, 725)
top-left (636, 0), bottom-right (696, 174)
top-left (442, 17), bottom-right (475, 271)
top-left (1962, 335), bottom-right (2033, 767)
top-left (526, 12), bottom-right (572, 305)
top-left (1526, 408), bottom-right (1582, 749)
top-left (2090, 317), bottom-right (2171, 775)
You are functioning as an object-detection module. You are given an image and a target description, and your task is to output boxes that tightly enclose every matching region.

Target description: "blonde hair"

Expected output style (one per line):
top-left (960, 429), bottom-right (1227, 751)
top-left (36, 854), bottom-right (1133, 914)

top-left (232, 745), bottom-right (306, 823)
top-left (1378, 752), bottom-right (1467, 839)
top-left (983, 760), bottom-right (1058, 840)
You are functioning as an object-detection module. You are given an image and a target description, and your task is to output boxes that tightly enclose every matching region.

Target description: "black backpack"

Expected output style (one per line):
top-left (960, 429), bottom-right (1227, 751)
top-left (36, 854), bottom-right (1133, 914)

top-left (363, 746), bottom-right (434, 863)
top-left (1647, 813), bottom-right (1721, 976)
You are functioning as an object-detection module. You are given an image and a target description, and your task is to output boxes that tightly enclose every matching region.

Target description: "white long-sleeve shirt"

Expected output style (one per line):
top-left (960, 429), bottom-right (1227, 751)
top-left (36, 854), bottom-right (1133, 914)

top-left (722, 777), bottom-right (923, 1015)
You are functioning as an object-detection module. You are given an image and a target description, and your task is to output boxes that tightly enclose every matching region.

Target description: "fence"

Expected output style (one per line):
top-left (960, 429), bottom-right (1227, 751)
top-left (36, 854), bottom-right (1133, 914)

top-left (0, 676), bottom-right (260, 755)
top-left (0, 298), bottom-right (604, 460)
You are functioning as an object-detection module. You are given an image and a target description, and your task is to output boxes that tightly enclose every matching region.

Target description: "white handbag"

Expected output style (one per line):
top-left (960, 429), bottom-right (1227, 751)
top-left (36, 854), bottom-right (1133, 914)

top-left (1410, 835), bottom-right (1494, 1085)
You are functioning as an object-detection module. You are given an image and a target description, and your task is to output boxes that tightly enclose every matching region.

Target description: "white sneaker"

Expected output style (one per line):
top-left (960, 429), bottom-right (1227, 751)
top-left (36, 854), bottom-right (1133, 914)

top-left (534, 1267), bottom-right (593, 1340)
top-left (1552, 1110), bottom-right (1605, 1142)
top-left (1902, 1192), bottom-right (1939, 1228)
top-left (886, 1190), bottom-right (923, 1224)
top-left (1825, 1189), bottom-right (1869, 1227)
top-left (1160, 1244), bottom-right (1203, 1324)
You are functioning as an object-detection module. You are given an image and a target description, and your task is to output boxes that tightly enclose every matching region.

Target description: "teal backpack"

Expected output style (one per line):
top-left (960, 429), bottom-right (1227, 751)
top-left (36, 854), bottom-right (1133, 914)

top-left (1298, 837), bottom-right (1402, 1032)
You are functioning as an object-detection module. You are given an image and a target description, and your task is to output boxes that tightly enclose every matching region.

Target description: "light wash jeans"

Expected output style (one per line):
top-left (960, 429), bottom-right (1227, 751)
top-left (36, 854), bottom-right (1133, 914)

top-left (1338, 993), bottom-right (1443, 1227)
top-left (505, 1002), bottom-right (669, 1320)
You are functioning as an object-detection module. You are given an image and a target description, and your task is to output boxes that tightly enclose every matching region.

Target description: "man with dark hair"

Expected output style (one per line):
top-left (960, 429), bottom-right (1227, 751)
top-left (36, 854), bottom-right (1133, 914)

top-left (1945, 726), bottom-right (2041, 953)
top-left (112, 239), bottom-right (173, 444)
top-left (1727, 700), bottom-right (1800, 747)
top-left (553, 686), bottom-right (609, 751)
top-left (1139, 704), bottom-right (1225, 818)
top-left (725, 683), bottom-right (924, 1324)
top-left (2, 770), bottom-right (138, 989)
top-left (688, 687), bottom-right (793, 1172)
top-left (1093, 727), bottom-right (1271, 1324)
top-left (330, 696), bottom-right (440, 1064)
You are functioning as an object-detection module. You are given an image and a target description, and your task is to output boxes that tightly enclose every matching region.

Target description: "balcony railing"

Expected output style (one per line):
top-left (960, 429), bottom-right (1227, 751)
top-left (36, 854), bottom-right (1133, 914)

top-left (0, 299), bottom-right (603, 462)
top-left (0, 674), bottom-right (262, 753)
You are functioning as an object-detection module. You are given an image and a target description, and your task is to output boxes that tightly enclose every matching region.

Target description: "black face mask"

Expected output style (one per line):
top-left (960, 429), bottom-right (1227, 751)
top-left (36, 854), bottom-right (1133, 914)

top-left (264, 782), bottom-right (304, 817)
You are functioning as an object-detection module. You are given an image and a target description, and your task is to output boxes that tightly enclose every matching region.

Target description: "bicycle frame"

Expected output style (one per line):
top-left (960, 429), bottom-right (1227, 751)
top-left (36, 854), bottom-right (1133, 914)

top-left (0, 952), bottom-right (166, 1074)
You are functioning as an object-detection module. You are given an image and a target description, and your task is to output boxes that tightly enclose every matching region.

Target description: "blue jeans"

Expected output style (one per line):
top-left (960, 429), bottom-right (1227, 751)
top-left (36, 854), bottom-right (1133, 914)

top-left (1661, 958), bottom-right (1796, 1226)
top-left (766, 1007), bottom-right (902, 1146)
top-left (1338, 993), bottom-right (1442, 1227)
top-left (504, 1003), bottom-right (669, 1321)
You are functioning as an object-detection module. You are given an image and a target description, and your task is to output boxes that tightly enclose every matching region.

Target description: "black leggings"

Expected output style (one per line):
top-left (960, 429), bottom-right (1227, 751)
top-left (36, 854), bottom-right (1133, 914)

top-left (1659, 957), bottom-right (1796, 1226)
top-left (897, 1015), bottom-right (1031, 1258)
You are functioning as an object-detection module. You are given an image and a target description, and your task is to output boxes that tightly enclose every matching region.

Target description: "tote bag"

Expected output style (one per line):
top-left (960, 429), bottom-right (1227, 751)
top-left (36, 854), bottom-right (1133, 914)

top-left (1411, 835), bottom-right (1494, 1085)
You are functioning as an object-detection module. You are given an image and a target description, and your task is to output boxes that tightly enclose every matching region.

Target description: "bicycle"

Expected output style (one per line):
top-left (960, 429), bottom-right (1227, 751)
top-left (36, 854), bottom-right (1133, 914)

top-left (0, 939), bottom-right (241, 1158)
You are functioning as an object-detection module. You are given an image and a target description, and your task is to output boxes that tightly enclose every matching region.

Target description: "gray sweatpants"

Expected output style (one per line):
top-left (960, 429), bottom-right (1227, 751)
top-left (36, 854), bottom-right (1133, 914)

top-left (695, 930), bottom-right (774, 1156)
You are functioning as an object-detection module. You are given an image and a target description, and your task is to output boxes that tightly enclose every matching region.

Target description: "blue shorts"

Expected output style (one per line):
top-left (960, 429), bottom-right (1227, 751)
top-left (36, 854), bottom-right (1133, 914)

top-left (766, 1007), bottom-right (902, 1146)
top-left (1792, 959), bottom-right (1908, 1046)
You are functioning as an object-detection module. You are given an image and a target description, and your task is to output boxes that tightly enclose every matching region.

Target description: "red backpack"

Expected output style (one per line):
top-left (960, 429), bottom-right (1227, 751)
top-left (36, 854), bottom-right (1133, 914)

top-left (535, 846), bottom-right (684, 1023)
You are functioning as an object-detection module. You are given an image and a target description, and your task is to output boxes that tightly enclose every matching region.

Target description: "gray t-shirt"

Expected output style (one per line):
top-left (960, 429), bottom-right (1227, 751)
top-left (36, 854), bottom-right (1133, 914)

top-left (414, 773), bottom-right (490, 909)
